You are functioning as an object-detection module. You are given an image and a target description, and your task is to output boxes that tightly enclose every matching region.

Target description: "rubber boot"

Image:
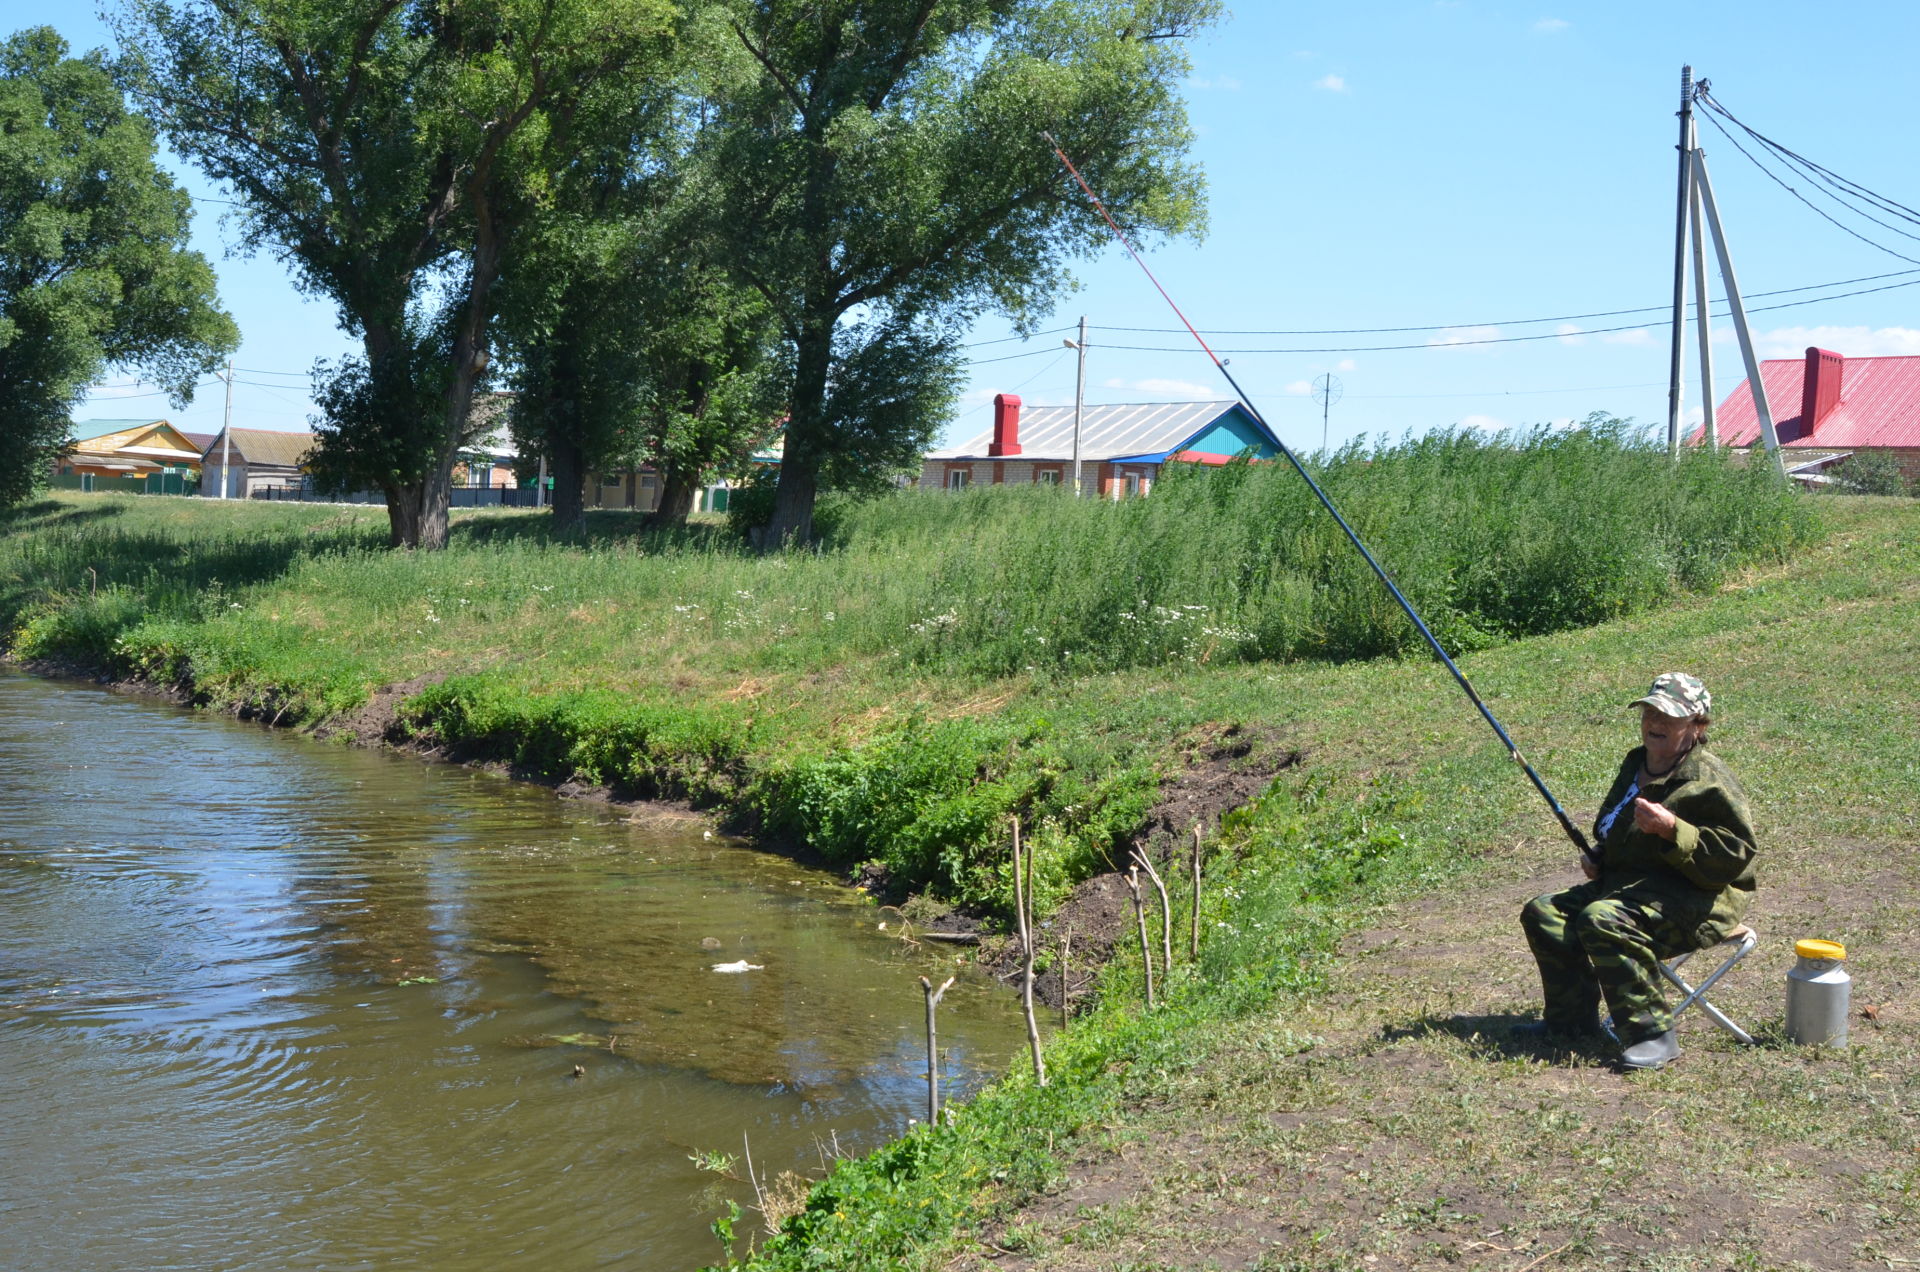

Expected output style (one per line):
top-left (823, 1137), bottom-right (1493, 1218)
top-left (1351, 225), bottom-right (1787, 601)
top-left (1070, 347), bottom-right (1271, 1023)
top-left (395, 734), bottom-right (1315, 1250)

top-left (1619, 1029), bottom-right (1681, 1070)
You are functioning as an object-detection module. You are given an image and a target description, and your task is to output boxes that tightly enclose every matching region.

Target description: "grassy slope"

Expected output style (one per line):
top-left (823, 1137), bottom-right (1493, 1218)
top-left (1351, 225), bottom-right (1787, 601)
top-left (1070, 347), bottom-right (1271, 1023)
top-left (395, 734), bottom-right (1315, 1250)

top-left (3, 487), bottom-right (1911, 1270)
top-left (720, 497), bottom-right (1918, 1272)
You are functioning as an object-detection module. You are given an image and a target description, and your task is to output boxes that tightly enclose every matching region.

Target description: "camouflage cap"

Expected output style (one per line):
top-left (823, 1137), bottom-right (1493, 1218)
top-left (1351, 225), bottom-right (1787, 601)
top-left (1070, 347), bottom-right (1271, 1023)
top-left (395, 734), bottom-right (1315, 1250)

top-left (1629, 671), bottom-right (1711, 719)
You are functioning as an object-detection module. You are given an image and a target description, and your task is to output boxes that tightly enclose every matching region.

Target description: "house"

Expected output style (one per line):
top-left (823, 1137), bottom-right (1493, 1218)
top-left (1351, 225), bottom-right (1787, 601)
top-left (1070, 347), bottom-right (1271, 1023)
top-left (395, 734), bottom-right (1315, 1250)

top-left (56, 419), bottom-right (206, 492)
top-left (1697, 346), bottom-right (1920, 485)
top-left (199, 427), bottom-right (317, 498)
top-left (920, 395), bottom-right (1281, 497)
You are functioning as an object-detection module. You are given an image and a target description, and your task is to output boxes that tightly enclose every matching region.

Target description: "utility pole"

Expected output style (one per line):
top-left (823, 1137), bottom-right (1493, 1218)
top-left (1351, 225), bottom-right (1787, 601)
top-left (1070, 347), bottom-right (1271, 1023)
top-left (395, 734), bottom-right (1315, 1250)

top-left (218, 357), bottom-right (234, 498)
top-left (1689, 159), bottom-right (1717, 448)
top-left (1693, 147), bottom-right (1786, 478)
top-left (1065, 315), bottom-right (1088, 495)
top-left (1665, 66), bottom-right (1695, 459)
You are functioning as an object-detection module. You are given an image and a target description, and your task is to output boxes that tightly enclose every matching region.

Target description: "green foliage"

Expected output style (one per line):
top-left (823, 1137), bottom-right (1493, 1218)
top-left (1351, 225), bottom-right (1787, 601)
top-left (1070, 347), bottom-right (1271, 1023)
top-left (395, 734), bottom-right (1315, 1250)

top-left (823, 419), bottom-right (1820, 675)
top-left (121, 0), bottom-right (683, 547)
top-left (706, 0), bottom-right (1221, 542)
top-left (1831, 450), bottom-right (1912, 497)
top-left (712, 776), bottom-right (1450, 1272)
top-left (0, 27), bottom-right (236, 508)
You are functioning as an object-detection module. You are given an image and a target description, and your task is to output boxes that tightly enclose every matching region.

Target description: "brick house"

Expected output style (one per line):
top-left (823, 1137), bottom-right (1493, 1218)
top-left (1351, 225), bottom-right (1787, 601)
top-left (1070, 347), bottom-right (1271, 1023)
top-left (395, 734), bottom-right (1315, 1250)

top-left (1699, 345), bottom-right (1920, 485)
top-left (920, 395), bottom-right (1281, 496)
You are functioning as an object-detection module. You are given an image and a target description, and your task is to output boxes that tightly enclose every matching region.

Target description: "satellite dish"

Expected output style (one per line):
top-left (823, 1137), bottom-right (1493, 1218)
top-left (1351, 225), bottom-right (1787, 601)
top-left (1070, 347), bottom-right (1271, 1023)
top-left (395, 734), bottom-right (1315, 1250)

top-left (1311, 373), bottom-right (1343, 452)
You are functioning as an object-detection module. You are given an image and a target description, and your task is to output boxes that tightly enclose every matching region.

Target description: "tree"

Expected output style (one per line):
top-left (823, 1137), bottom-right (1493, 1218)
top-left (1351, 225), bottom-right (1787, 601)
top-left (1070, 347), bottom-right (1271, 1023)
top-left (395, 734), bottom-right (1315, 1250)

top-left (0, 27), bottom-right (236, 508)
top-left (121, 0), bottom-right (680, 547)
top-left (1831, 449), bottom-right (1912, 497)
top-left (705, 0), bottom-right (1217, 544)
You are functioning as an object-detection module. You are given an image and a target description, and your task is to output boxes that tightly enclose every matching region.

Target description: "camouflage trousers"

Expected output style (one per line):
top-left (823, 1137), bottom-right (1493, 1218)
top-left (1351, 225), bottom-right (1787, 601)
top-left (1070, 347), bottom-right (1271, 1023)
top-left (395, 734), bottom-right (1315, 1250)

top-left (1520, 881), bottom-right (1699, 1044)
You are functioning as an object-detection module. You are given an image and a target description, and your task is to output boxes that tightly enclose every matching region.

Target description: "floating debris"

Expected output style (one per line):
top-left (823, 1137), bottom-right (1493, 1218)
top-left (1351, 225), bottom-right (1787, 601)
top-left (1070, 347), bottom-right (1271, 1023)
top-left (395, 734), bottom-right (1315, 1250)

top-left (711, 960), bottom-right (764, 974)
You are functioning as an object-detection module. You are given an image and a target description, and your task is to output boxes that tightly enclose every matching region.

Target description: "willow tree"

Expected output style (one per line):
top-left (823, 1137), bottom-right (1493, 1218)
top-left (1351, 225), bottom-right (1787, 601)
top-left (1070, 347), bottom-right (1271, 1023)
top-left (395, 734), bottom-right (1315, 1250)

top-left (0, 27), bottom-right (236, 508)
top-left (120, 0), bottom-right (680, 547)
top-left (706, 0), bottom-right (1217, 545)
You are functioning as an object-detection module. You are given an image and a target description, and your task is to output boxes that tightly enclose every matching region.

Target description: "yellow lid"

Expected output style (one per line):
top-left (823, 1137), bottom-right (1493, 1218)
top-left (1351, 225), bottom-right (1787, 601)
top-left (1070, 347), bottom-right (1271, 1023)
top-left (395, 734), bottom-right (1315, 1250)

top-left (1795, 939), bottom-right (1846, 961)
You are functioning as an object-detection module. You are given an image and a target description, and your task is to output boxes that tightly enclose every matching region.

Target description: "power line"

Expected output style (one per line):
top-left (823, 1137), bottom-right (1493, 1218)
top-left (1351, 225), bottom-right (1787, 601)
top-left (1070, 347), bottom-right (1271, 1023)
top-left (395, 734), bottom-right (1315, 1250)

top-left (960, 325), bottom-right (1072, 349)
top-left (1086, 267), bottom-right (1920, 337)
top-left (1077, 274), bottom-right (1920, 355)
top-left (1694, 105), bottom-right (1920, 267)
top-left (1699, 92), bottom-right (1920, 229)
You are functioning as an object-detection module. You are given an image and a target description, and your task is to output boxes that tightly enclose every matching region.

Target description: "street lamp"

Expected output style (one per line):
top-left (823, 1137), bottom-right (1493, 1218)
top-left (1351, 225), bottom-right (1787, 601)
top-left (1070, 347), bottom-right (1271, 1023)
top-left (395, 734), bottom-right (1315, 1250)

top-left (1061, 316), bottom-right (1087, 495)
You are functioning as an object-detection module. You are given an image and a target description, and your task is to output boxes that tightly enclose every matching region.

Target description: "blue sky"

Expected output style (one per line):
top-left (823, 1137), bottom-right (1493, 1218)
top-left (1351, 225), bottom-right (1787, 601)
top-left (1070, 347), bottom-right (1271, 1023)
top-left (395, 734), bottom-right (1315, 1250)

top-left (29, 2), bottom-right (1920, 451)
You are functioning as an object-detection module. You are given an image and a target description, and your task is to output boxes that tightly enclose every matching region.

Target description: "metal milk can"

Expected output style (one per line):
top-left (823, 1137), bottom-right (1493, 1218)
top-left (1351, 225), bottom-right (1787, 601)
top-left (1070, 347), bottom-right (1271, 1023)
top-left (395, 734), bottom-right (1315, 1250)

top-left (1784, 939), bottom-right (1850, 1047)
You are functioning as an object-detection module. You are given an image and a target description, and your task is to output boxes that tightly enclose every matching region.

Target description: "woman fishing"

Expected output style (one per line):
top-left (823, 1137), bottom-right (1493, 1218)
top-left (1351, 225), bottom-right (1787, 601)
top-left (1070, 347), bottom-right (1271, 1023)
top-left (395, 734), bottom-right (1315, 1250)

top-left (1518, 673), bottom-right (1758, 1070)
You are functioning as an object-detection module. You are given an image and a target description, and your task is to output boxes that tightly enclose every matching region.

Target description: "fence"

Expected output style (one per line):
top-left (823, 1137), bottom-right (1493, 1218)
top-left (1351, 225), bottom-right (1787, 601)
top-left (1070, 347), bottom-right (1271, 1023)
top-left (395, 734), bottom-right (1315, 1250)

top-left (248, 484), bottom-right (545, 508)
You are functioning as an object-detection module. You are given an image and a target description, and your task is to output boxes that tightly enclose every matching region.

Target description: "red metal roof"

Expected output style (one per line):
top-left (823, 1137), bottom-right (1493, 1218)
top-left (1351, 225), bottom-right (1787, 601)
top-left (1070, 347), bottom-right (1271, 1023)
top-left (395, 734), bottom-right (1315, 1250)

top-left (1699, 351), bottom-right (1920, 448)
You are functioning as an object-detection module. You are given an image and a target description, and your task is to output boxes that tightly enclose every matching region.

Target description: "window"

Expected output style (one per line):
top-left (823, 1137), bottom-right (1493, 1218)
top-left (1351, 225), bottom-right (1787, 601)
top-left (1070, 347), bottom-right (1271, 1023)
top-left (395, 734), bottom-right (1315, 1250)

top-left (1036, 469), bottom-right (1061, 486)
top-left (1124, 472), bottom-right (1142, 497)
top-left (947, 468), bottom-right (971, 490)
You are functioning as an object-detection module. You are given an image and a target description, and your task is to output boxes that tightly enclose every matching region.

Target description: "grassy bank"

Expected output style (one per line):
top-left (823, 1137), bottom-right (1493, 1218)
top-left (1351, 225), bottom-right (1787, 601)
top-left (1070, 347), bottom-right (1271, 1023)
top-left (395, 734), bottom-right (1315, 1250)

top-left (2, 450), bottom-right (1909, 1269)
top-left (720, 494), bottom-right (1920, 1271)
top-left (0, 428), bottom-right (1816, 914)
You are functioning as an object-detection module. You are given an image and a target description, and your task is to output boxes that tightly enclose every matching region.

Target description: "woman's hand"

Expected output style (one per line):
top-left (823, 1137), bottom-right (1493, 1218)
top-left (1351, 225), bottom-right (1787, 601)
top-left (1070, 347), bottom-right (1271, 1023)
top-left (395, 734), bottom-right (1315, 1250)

top-left (1579, 853), bottom-right (1600, 881)
top-left (1632, 796), bottom-right (1678, 840)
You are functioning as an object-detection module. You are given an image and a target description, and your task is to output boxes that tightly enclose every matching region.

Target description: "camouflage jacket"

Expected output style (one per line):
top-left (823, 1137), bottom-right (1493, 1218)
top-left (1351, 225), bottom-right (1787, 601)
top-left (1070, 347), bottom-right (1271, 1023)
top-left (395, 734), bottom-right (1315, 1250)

top-left (1591, 744), bottom-right (1758, 946)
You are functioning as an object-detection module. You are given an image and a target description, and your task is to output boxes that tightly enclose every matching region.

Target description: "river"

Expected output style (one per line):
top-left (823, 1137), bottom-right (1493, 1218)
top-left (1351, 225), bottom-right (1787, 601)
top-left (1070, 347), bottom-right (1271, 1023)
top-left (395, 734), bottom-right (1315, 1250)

top-left (0, 670), bottom-right (1023, 1271)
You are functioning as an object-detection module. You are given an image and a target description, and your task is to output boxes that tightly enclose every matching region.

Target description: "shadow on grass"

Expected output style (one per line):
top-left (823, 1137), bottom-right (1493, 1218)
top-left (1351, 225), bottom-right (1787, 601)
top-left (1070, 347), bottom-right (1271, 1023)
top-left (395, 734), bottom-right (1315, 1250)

top-left (0, 516), bottom-right (387, 633)
top-left (451, 507), bottom-right (742, 554)
top-left (1380, 1011), bottom-right (1622, 1064)
top-left (0, 498), bottom-right (127, 533)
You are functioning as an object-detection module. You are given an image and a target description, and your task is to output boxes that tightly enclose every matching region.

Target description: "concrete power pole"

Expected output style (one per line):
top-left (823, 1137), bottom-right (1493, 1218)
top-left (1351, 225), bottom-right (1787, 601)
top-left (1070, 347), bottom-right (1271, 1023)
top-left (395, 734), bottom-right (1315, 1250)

top-left (1069, 315), bottom-right (1088, 495)
top-left (1665, 66), bottom-right (1695, 459)
top-left (218, 358), bottom-right (234, 498)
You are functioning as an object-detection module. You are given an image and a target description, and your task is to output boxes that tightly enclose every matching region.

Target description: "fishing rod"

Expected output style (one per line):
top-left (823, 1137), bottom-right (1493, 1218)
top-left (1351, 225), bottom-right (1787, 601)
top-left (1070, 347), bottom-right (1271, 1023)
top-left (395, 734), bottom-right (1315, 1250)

top-left (1042, 132), bottom-right (1596, 863)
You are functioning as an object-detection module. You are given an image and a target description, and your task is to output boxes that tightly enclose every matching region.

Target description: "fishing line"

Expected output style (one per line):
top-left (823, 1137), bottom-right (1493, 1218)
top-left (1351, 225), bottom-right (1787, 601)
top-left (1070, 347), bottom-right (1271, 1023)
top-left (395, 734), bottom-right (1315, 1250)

top-left (1042, 132), bottom-right (1595, 860)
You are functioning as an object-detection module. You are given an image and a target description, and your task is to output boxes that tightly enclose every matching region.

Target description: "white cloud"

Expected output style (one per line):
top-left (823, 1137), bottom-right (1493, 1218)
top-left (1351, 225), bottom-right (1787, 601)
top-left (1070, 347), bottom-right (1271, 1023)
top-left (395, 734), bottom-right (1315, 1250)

top-left (1555, 323), bottom-right (1585, 345)
top-left (1292, 50), bottom-right (1318, 59)
top-left (1427, 325), bottom-right (1503, 350)
top-left (1190, 75), bottom-right (1242, 92)
top-left (1284, 380), bottom-right (1315, 396)
top-left (1749, 324), bottom-right (1920, 359)
top-left (1313, 74), bottom-right (1347, 93)
top-left (1600, 327), bottom-right (1655, 346)
top-left (1532, 18), bottom-right (1570, 33)
top-left (1336, 358), bottom-right (1358, 372)
top-left (1458, 414), bottom-right (1506, 431)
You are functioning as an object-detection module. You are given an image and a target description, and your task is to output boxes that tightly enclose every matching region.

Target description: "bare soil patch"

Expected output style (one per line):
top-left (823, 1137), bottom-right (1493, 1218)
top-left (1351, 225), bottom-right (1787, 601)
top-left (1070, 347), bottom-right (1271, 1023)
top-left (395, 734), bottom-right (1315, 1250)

top-left (976, 729), bottom-right (1305, 1009)
top-left (950, 831), bottom-right (1920, 1272)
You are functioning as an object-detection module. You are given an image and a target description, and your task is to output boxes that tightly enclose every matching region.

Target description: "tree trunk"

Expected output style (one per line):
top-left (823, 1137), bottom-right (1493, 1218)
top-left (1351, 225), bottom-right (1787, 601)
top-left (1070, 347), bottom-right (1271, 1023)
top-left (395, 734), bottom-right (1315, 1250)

top-left (383, 479), bottom-right (422, 549)
top-left (548, 434), bottom-right (587, 536)
top-left (416, 458), bottom-right (455, 550)
top-left (761, 321), bottom-right (832, 548)
top-left (647, 462), bottom-right (700, 528)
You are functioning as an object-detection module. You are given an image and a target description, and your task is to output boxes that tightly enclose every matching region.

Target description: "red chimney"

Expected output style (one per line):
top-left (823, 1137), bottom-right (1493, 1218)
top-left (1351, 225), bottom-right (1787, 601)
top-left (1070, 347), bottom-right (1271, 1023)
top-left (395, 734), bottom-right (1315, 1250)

top-left (1792, 346), bottom-right (1844, 443)
top-left (989, 393), bottom-right (1022, 456)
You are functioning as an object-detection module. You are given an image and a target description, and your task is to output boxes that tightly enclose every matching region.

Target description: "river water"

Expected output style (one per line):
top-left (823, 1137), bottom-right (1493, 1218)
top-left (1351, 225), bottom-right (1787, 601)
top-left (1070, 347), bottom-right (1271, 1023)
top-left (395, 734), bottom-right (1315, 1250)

top-left (0, 671), bottom-right (1022, 1271)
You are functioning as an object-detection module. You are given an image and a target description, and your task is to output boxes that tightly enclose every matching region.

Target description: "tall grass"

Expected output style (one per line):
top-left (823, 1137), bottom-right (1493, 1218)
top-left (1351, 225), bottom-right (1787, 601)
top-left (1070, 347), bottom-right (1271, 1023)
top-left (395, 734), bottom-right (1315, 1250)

top-left (2, 425), bottom-right (1818, 699)
top-left (823, 421), bottom-right (1820, 674)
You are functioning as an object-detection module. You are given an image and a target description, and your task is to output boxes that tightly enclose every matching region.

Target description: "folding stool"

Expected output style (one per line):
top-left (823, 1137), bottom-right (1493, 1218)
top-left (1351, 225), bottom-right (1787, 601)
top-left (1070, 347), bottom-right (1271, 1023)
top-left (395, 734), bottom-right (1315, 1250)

top-left (1603, 924), bottom-right (1759, 1046)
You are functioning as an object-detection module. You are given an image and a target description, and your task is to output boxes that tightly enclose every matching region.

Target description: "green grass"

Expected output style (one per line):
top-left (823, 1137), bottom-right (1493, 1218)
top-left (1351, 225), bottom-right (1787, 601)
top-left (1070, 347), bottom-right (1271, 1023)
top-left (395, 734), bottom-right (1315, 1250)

top-left (2, 460), bottom-right (1912, 1271)
top-left (714, 494), bottom-right (1920, 1271)
top-left (0, 428), bottom-right (1818, 913)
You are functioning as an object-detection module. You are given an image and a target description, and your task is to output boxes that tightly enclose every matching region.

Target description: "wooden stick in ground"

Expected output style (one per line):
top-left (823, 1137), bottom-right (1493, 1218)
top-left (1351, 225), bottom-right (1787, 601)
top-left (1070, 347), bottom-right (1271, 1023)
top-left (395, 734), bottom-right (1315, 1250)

top-left (918, 974), bottom-right (955, 1124)
top-left (1012, 817), bottom-right (1047, 1086)
top-left (1126, 866), bottom-right (1155, 1006)
top-left (1190, 824), bottom-right (1204, 962)
top-left (1059, 925), bottom-right (1073, 1028)
top-left (1132, 849), bottom-right (1173, 976)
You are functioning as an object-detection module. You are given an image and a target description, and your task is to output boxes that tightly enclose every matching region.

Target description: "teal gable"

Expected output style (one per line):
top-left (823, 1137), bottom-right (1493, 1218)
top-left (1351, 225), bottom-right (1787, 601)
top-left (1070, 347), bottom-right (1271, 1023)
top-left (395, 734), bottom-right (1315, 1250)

top-left (1180, 409), bottom-right (1277, 459)
top-left (1104, 404), bottom-right (1280, 464)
